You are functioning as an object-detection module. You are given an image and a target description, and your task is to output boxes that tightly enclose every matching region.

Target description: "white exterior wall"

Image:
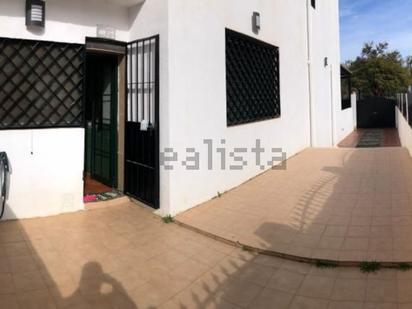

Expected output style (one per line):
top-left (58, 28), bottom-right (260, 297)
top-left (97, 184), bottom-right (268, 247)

top-left (0, 0), bottom-right (129, 43)
top-left (310, 0), bottom-right (349, 147)
top-left (0, 0), bottom-right (344, 218)
top-left (162, 0), bottom-right (341, 215)
top-left (0, 129), bottom-right (84, 219)
top-left (336, 93), bottom-right (357, 143)
top-left (0, 0), bottom-right (130, 218)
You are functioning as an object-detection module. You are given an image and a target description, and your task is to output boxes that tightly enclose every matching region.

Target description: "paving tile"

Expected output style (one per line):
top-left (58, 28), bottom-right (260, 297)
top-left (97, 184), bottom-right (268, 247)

top-left (328, 300), bottom-right (363, 309)
top-left (250, 287), bottom-right (294, 309)
top-left (220, 277), bottom-right (264, 307)
top-left (366, 278), bottom-right (398, 302)
top-left (297, 275), bottom-right (335, 298)
top-left (9, 255), bottom-right (38, 273)
top-left (16, 289), bottom-right (57, 309)
top-left (318, 236), bottom-right (344, 250)
top-left (289, 295), bottom-right (329, 309)
top-left (267, 268), bottom-right (305, 293)
top-left (5, 176), bottom-right (412, 308)
top-left (363, 302), bottom-right (398, 309)
top-left (0, 273), bottom-right (15, 294)
top-left (331, 278), bottom-right (366, 301)
top-left (0, 294), bottom-right (19, 309)
top-left (398, 279), bottom-right (412, 303)
top-left (13, 270), bottom-right (46, 293)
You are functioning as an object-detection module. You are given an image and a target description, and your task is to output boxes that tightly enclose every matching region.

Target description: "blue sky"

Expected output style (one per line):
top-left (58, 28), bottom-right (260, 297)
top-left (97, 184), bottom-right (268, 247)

top-left (340, 0), bottom-right (412, 61)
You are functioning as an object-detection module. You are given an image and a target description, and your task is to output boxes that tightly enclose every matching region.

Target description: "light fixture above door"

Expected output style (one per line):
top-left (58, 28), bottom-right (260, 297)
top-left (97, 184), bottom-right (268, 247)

top-left (26, 0), bottom-right (45, 28)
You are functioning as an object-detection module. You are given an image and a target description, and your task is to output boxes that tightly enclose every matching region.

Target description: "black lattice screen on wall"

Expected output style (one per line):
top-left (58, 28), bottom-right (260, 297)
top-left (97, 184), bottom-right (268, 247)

top-left (226, 29), bottom-right (280, 127)
top-left (0, 38), bottom-right (85, 129)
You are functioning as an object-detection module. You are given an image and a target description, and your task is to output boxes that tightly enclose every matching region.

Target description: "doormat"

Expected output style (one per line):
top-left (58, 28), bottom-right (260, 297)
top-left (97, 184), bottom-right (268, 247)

top-left (83, 191), bottom-right (123, 203)
top-left (356, 129), bottom-right (384, 148)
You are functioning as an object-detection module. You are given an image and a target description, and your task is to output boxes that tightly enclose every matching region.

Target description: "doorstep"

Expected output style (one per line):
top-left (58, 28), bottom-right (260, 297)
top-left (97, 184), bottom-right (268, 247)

top-left (84, 195), bottom-right (130, 210)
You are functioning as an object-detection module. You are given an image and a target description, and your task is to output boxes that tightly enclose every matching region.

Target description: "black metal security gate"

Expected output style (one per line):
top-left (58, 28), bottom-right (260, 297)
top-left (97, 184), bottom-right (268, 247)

top-left (357, 97), bottom-right (396, 128)
top-left (124, 36), bottom-right (159, 209)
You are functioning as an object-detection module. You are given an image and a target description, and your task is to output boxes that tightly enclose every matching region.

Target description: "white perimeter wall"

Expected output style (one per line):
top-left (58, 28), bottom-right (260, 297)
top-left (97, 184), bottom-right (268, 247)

top-left (0, 0), bottom-right (130, 218)
top-left (397, 109), bottom-right (412, 157)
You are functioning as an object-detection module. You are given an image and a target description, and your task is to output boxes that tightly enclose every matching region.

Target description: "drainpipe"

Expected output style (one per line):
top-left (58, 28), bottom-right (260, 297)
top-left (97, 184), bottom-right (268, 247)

top-left (306, 0), bottom-right (314, 147)
top-left (330, 64), bottom-right (335, 146)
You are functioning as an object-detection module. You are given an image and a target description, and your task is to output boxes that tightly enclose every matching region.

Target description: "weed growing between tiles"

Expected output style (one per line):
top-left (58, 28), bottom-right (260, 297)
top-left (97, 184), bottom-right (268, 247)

top-left (360, 261), bottom-right (381, 273)
top-left (162, 215), bottom-right (174, 223)
top-left (315, 260), bottom-right (338, 269)
top-left (397, 263), bottom-right (412, 271)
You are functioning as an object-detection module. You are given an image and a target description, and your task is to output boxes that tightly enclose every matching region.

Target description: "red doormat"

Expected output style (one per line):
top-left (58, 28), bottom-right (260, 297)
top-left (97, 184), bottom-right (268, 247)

top-left (83, 191), bottom-right (123, 203)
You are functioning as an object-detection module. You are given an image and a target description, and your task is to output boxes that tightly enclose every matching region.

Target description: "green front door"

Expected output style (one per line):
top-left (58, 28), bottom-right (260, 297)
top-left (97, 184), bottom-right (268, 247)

top-left (85, 54), bottom-right (118, 188)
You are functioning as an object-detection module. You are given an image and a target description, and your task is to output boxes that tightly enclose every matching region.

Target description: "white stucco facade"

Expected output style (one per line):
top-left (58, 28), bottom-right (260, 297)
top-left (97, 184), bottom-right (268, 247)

top-left (0, 0), bottom-right (352, 218)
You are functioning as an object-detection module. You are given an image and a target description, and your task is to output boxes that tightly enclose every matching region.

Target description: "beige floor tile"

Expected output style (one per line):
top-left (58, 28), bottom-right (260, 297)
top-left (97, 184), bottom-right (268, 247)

top-left (318, 236), bottom-right (344, 250)
top-left (342, 237), bottom-right (369, 251)
top-left (366, 278), bottom-right (398, 302)
top-left (232, 262), bottom-right (275, 286)
top-left (289, 295), bottom-right (329, 309)
top-left (220, 277), bottom-right (264, 307)
top-left (267, 268), bottom-right (305, 293)
top-left (328, 300), bottom-right (363, 309)
top-left (324, 226), bottom-right (348, 237)
top-left (0, 293), bottom-right (19, 309)
top-left (13, 270), bottom-right (46, 293)
top-left (298, 275), bottom-right (335, 298)
top-left (364, 303), bottom-right (399, 309)
top-left (0, 273), bottom-right (15, 294)
top-left (331, 278), bottom-right (366, 301)
top-left (398, 279), bottom-right (412, 302)
top-left (17, 289), bottom-right (57, 309)
top-left (171, 282), bottom-right (225, 309)
top-left (9, 255), bottom-right (38, 273)
top-left (250, 287), bottom-right (294, 309)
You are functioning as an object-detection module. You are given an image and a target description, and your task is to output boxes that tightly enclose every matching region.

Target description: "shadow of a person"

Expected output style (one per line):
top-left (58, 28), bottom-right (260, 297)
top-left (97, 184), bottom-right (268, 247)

top-left (67, 261), bottom-right (137, 309)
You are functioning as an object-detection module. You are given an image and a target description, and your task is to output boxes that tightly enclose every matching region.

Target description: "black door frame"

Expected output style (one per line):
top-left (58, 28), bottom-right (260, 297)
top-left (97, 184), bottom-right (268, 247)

top-left (85, 54), bottom-right (118, 187)
top-left (83, 38), bottom-right (127, 192)
top-left (124, 35), bottom-right (160, 209)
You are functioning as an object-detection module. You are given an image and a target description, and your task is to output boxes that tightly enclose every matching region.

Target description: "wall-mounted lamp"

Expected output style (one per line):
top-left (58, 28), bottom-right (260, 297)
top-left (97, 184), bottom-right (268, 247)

top-left (26, 0), bottom-right (45, 28)
top-left (252, 12), bottom-right (261, 33)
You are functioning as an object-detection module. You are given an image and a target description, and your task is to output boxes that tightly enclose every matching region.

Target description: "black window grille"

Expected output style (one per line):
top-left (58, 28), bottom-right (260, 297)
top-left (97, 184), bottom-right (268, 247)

top-left (311, 0), bottom-right (316, 9)
top-left (0, 37), bottom-right (85, 129)
top-left (226, 29), bottom-right (280, 127)
top-left (341, 66), bottom-right (352, 110)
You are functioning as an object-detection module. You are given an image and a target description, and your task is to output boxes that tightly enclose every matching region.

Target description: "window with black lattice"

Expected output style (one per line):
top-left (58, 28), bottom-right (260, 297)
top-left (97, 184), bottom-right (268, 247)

top-left (0, 38), bottom-right (85, 129)
top-left (225, 29), bottom-right (280, 127)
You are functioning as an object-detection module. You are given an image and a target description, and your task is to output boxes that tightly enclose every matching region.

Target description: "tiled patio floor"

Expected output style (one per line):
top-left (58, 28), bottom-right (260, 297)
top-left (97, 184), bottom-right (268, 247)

top-left (177, 147), bottom-right (412, 263)
top-left (2, 202), bottom-right (412, 308)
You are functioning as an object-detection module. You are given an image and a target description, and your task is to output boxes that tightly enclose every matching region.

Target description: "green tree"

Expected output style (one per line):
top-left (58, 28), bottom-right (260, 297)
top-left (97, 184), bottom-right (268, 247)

top-left (347, 42), bottom-right (411, 97)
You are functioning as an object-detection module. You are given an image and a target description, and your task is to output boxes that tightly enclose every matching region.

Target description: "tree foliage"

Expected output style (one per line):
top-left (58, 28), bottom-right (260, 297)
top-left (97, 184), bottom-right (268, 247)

top-left (346, 42), bottom-right (411, 97)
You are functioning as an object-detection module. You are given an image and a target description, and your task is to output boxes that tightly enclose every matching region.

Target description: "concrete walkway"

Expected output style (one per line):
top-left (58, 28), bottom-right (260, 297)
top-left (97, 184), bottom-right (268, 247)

top-left (2, 202), bottom-right (412, 308)
top-left (177, 147), bottom-right (412, 264)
